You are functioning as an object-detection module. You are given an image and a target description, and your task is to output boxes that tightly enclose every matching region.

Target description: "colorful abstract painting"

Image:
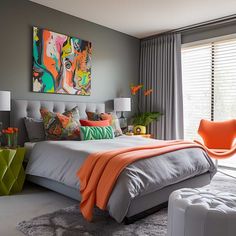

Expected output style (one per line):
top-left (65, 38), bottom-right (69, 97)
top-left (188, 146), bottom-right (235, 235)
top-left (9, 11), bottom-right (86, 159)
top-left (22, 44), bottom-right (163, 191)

top-left (32, 27), bottom-right (92, 95)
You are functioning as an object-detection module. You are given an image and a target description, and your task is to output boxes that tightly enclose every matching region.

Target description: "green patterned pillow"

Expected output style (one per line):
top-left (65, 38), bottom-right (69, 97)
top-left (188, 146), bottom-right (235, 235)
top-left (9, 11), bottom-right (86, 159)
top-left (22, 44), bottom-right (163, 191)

top-left (86, 111), bottom-right (123, 137)
top-left (80, 126), bottom-right (114, 140)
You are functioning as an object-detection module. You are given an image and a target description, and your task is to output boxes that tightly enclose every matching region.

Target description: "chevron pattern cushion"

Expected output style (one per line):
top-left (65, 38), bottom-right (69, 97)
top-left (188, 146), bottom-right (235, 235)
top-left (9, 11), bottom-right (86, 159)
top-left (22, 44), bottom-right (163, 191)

top-left (80, 126), bottom-right (114, 140)
top-left (0, 148), bottom-right (26, 195)
top-left (86, 112), bottom-right (123, 137)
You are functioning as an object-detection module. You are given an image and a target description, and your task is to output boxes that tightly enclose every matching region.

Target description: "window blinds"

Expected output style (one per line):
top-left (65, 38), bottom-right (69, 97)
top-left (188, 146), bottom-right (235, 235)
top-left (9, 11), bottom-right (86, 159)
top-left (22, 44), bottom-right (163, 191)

top-left (182, 43), bottom-right (212, 140)
top-left (182, 38), bottom-right (236, 141)
top-left (214, 39), bottom-right (236, 121)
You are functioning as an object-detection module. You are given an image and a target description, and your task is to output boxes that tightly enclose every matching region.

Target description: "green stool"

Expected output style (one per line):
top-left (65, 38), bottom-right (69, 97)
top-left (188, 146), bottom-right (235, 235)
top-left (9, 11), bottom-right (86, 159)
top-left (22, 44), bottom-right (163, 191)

top-left (0, 148), bottom-right (26, 195)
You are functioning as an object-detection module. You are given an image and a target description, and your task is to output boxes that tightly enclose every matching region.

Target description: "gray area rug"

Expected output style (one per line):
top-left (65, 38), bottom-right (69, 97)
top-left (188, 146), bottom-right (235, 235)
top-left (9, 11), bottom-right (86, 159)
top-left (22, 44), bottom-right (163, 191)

top-left (16, 172), bottom-right (236, 236)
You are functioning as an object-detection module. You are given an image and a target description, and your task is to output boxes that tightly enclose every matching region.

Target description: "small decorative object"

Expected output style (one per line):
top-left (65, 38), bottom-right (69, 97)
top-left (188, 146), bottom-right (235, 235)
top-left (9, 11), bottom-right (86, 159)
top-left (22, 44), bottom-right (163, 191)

top-left (0, 91), bottom-right (11, 146)
top-left (2, 127), bottom-right (19, 148)
top-left (32, 27), bottom-right (92, 95)
top-left (134, 125), bottom-right (146, 135)
top-left (130, 84), bottom-right (161, 134)
top-left (127, 125), bottom-right (134, 133)
top-left (126, 125), bottom-right (134, 135)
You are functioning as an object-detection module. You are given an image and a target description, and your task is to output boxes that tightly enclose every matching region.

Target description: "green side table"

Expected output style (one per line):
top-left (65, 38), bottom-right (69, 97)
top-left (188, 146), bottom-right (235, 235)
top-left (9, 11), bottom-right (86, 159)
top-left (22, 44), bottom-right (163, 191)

top-left (0, 148), bottom-right (26, 195)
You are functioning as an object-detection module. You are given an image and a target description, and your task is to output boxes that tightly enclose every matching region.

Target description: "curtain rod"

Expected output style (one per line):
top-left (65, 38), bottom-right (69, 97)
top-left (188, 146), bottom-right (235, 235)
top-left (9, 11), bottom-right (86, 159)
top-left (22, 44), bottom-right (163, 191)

top-left (143, 14), bottom-right (236, 41)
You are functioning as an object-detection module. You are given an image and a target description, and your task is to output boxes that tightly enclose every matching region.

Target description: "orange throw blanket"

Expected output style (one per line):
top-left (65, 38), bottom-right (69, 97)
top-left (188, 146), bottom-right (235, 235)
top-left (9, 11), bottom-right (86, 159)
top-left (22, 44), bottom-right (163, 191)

top-left (77, 140), bottom-right (202, 221)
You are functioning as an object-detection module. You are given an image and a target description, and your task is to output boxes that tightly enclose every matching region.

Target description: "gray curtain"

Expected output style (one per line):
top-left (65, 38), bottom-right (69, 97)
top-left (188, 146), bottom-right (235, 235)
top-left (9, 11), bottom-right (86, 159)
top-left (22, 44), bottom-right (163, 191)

top-left (139, 33), bottom-right (183, 140)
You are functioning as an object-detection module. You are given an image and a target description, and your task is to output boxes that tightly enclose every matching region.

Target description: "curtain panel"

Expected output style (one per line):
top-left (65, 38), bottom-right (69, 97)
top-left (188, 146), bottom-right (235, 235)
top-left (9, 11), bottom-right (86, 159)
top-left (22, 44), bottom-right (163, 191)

top-left (139, 33), bottom-right (183, 140)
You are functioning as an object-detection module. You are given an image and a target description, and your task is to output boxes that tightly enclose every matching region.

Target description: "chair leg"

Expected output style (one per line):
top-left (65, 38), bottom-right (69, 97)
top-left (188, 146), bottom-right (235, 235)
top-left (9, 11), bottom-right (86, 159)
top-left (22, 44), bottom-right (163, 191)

top-left (215, 159), bottom-right (218, 168)
top-left (217, 169), bottom-right (236, 179)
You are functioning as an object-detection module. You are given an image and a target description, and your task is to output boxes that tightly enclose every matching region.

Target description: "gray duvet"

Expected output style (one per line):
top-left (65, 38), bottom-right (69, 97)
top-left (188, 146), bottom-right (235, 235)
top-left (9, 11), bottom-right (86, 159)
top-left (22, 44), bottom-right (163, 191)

top-left (26, 136), bottom-right (216, 222)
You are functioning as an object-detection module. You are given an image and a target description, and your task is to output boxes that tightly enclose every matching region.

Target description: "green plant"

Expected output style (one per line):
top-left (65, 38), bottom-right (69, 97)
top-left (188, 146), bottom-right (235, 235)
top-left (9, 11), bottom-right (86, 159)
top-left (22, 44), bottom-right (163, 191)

top-left (130, 84), bottom-right (162, 127)
top-left (132, 112), bottom-right (161, 126)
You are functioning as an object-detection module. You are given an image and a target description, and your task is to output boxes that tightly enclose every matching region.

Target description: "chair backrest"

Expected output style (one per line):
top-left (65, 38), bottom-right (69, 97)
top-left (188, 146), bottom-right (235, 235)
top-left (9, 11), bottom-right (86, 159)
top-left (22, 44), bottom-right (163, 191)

top-left (198, 119), bottom-right (236, 149)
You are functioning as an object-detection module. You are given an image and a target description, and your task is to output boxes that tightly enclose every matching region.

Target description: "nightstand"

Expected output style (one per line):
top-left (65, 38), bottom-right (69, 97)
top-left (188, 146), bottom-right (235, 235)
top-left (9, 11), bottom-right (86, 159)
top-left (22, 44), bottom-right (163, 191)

top-left (134, 134), bottom-right (152, 138)
top-left (0, 147), bottom-right (26, 195)
top-left (126, 133), bottom-right (152, 139)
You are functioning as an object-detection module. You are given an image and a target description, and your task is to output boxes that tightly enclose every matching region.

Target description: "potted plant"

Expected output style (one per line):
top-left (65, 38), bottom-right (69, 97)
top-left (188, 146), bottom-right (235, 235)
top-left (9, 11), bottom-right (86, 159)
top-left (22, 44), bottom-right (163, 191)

top-left (130, 85), bottom-right (162, 135)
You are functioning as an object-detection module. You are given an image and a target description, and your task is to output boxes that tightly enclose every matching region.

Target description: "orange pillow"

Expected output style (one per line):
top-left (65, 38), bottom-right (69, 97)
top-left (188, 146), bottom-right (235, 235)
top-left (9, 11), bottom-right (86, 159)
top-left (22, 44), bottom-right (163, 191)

top-left (100, 113), bottom-right (113, 125)
top-left (80, 119), bottom-right (110, 127)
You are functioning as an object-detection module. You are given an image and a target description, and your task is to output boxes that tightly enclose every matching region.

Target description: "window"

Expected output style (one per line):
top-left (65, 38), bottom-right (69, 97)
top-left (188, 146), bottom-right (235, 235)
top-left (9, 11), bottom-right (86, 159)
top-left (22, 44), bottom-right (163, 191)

top-left (182, 37), bottom-right (236, 168)
top-left (182, 43), bottom-right (212, 140)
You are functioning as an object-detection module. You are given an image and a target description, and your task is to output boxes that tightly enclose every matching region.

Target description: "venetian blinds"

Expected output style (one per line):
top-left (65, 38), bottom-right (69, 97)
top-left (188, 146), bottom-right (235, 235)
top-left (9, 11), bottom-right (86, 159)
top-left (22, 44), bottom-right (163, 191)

top-left (182, 38), bottom-right (236, 140)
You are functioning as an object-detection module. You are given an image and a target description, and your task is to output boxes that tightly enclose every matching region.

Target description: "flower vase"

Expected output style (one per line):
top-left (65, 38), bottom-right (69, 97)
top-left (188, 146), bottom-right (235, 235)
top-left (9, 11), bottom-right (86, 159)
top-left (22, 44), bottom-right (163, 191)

top-left (13, 132), bottom-right (18, 148)
top-left (6, 134), bottom-right (13, 148)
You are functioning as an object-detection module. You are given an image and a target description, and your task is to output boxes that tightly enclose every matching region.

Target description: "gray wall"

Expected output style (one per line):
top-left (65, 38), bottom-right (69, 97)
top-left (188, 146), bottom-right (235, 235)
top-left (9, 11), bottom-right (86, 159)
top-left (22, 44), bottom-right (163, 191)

top-left (0, 0), bottom-right (140, 127)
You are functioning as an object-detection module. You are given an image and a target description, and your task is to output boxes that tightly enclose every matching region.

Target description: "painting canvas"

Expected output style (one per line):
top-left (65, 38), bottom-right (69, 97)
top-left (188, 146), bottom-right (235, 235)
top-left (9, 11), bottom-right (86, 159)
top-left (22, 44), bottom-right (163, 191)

top-left (32, 27), bottom-right (92, 95)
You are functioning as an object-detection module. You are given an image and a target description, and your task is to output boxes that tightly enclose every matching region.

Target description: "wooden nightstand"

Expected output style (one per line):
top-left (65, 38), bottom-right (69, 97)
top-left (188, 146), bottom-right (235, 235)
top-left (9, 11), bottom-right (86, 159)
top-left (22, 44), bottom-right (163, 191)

top-left (0, 147), bottom-right (26, 195)
top-left (134, 134), bottom-right (152, 138)
top-left (126, 133), bottom-right (152, 139)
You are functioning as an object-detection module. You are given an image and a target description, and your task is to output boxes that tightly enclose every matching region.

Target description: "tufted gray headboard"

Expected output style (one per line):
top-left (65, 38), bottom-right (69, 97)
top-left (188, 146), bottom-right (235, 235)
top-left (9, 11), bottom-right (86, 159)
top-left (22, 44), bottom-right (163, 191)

top-left (10, 99), bottom-right (105, 146)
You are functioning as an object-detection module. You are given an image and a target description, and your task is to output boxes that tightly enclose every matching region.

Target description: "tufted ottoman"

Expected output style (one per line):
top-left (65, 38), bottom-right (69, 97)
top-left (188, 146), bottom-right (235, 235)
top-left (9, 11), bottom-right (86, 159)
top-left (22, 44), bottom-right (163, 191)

top-left (167, 188), bottom-right (236, 236)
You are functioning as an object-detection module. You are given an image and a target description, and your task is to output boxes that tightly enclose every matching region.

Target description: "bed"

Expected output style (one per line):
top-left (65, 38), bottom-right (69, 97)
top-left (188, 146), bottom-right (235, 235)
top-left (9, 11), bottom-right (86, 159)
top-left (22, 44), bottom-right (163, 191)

top-left (11, 99), bottom-right (217, 223)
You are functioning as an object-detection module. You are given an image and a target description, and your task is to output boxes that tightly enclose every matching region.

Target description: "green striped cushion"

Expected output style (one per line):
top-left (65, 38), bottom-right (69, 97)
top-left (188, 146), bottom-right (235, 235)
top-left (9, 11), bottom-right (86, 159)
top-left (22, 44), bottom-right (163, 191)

top-left (80, 126), bottom-right (114, 140)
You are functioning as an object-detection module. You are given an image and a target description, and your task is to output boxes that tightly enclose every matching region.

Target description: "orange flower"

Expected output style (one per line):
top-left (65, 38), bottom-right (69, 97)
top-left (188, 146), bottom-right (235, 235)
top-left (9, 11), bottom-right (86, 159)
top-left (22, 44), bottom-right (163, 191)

top-left (4, 129), bottom-right (13, 134)
top-left (144, 89), bottom-right (153, 96)
top-left (13, 128), bottom-right (19, 132)
top-left (130, 84), bottom-right (143, 95)
top-left (2, 127), bottom-right (18, 133)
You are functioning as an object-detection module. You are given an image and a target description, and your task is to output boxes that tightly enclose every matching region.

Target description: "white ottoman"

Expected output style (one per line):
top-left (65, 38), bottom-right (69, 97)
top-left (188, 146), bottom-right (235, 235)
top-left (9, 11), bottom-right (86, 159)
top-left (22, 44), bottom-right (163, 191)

top-left (167, 188), bottom-right (236, 236)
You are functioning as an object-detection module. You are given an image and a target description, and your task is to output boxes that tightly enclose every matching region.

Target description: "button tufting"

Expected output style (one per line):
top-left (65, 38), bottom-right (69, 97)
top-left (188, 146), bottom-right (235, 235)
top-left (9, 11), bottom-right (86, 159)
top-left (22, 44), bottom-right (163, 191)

top-left (167, 188), bottom-right (236, 236)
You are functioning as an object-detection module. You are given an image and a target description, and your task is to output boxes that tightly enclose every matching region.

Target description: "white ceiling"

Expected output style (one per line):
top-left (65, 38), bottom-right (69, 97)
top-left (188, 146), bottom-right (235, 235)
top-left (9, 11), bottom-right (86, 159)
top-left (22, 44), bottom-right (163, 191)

top-left (30, 0), bottom-right (236, 38)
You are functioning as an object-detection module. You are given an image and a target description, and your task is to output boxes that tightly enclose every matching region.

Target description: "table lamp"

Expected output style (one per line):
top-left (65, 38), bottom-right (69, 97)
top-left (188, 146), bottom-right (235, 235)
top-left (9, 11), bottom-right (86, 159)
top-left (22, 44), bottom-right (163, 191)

top-left (114, 98), bottom-right (131, 130)
top-left (114, 98), bottom-right (131, 118)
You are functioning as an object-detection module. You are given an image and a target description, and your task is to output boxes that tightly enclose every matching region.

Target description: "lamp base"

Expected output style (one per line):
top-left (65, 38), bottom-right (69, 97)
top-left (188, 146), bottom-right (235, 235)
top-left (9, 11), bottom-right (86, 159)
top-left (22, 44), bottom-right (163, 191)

top-left (119, 117), bottom-right (128, 129)
top-left (120, 111), bottom-right (125, 119)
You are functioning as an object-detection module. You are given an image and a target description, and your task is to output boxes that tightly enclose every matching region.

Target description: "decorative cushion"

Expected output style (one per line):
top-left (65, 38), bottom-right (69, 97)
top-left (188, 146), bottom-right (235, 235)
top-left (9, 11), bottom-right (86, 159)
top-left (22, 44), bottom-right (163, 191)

top-left (86, 112), bottom-right (123, 137)
top-left (100, 113), bottom-right (113, 124)
top-left (80, 119), bottom-right (110, 127)
top-left (40, 106), bottom-right (81, 140)
top-left (86, 111), bottom-right (101, 121)
top-left (80, 126), bottom-right (114, 140)
top-left (24, 117), bottom-right (45, 142)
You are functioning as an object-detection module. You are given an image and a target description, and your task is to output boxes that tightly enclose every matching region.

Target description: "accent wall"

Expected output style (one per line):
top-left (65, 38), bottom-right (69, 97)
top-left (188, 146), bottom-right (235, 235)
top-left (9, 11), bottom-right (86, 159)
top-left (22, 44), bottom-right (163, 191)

top-left (0, 0), bottom-right (140, 126)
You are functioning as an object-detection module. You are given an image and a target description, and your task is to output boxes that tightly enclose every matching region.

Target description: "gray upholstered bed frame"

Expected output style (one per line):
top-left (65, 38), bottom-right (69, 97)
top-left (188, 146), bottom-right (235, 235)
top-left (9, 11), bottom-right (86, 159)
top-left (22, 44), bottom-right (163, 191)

top-left (11, 99), bottom-right (105, 146)
top-left (10, 99), bottom-right (212, 223)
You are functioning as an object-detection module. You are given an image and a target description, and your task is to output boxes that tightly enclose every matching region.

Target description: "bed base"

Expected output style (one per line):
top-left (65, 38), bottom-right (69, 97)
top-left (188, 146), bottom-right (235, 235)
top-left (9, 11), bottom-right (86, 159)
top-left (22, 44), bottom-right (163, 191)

top-left (124, 172), bottom-right (211, 224)
top-left (27, 172), bottom-right (211, 224)
top-left (124, 201), bottom-right (168, 224)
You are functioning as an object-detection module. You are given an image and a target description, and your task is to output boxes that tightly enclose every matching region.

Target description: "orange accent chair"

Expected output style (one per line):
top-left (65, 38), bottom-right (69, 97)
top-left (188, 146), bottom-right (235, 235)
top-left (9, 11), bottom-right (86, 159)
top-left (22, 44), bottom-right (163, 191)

top-left (194, 119), bottom-right (236, 159)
